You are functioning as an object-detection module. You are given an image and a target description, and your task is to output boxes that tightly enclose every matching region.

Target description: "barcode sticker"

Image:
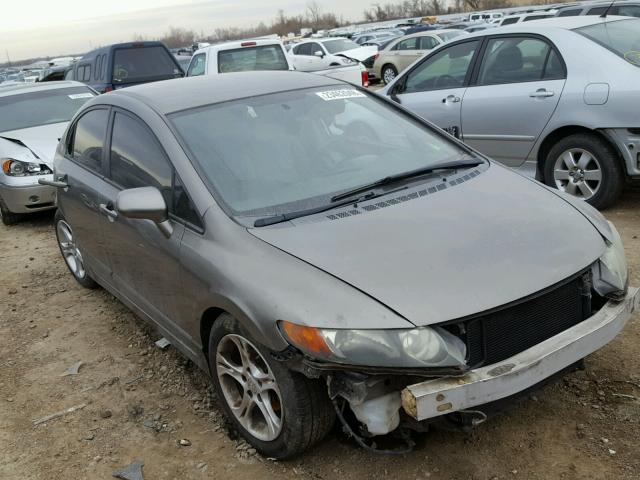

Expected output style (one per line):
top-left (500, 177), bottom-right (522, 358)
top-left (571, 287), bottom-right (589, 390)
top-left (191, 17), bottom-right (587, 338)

top-left (316, 89), bottom-right (366, 101)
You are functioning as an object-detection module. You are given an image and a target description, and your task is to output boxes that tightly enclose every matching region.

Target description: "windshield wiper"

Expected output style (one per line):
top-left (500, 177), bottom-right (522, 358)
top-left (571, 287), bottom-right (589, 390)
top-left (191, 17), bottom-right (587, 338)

top-left (330, 158), bottom-right (483, 203)
top-left (253, 186), bottom-right (407, 227)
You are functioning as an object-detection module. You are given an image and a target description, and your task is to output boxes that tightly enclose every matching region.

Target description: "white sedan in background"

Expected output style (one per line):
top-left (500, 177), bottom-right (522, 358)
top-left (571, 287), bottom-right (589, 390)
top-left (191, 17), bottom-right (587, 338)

top-left (0, 82), bottom-right (96, 224)
top-left (289, 37), bottom-right (378, 73)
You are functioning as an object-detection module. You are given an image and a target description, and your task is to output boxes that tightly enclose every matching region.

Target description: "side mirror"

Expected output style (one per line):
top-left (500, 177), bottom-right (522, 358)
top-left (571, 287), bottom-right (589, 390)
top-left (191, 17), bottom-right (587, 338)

top-left (116, 186), bottom-right (173, 238)
top-left (314, 50), bottom-right (324, 58)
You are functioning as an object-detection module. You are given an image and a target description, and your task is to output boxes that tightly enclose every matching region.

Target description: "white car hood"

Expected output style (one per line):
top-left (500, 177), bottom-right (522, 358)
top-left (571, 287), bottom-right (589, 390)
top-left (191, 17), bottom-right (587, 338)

top-left (334, 45), bottom-right (378, 62)
top-left (0, 122), bottom-right (68, 168)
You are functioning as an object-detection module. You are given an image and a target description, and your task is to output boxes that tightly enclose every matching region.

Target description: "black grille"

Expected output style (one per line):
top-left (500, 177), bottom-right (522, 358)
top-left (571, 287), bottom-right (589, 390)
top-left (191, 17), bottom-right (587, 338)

top-left (448, 272), bottom-right (590, 367)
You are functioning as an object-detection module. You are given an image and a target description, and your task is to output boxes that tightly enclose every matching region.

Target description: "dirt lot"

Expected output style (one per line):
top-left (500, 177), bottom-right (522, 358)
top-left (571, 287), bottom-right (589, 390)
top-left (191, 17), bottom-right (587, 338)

top-left (1, 187), bottom-right (639, 480)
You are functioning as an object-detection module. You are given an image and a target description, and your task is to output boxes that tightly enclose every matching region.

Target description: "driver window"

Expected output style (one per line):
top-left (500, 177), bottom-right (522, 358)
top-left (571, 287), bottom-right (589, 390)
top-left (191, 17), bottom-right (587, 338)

top-left (403, 40), bottom-right (479, 93)
top-left (309, 43), bottom-right (322, 55)
top-left (187, 53), bottom-right (206, 76)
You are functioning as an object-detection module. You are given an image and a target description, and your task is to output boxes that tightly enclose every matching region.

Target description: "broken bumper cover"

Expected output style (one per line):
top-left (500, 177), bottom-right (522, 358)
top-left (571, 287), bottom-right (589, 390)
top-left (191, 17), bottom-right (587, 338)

top-left (401, 287), bottom-right (639, 421)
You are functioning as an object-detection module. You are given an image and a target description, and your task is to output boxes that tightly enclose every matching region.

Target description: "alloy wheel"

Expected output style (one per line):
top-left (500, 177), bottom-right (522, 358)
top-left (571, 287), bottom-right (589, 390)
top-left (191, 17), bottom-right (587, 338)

top-left (383, 67), bottom-right (396, 84)
top-left (56, 220), bottom-right (86, 279)
top-left (553, 148), bottom-right (602, 200)
top-left (216, 334), bottom-right (283, 442)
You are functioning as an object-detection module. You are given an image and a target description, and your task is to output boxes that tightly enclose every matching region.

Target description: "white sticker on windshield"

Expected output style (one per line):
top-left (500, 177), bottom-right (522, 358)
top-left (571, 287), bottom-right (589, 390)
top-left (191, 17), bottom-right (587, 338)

top-left (316, 89), bottom-right (366, 101)
top-left (68, 93), bottom-right (94, 99)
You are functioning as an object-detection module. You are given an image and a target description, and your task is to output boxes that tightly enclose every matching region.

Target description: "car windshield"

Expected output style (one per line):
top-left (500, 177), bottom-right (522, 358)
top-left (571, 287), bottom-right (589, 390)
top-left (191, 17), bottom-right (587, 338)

top-left (113, 46), bottom-right (183, 84)
top-left (323, 39), bottom-right (360, 53)
top-left (574, 19), bottom-right (640, 67)
top-left (218, 45), bottom-right (289, 73)
top-left (0, 87), bottom-right (95, 133)
top-left (170, 87), bottom-right (472, 219)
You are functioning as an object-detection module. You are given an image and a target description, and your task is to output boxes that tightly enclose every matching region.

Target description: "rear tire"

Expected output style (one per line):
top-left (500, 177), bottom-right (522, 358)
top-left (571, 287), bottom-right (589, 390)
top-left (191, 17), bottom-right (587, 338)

top-left (54, 210), bottom-right (98, 289)
top-left (544, 133), bottom-right (624, 210)
top-left (208, 314), bottom-right (335, 459)
top-left (382, 64), bottom-right (398, 85)
top-left (0, 196), bottom-right (20, 225)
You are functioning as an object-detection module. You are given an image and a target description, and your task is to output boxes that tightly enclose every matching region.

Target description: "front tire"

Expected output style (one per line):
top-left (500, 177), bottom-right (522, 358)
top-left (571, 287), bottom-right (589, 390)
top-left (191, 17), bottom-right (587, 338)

top-left (544, 133), bottom-right (624, 209)
top-left (0, 196), bottom-right (20, 225)
top-left (208, 314), bottom-right (334, 458)
top-left (54, 210), bottom-right (98, 289)
top-left (382, 64), bottom-right (398, 85)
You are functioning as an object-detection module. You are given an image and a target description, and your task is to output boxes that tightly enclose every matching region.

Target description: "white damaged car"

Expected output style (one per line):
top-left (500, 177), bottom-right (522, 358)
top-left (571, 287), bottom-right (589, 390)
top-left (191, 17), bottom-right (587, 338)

top-left (0, 82), bottom-right (96, 225)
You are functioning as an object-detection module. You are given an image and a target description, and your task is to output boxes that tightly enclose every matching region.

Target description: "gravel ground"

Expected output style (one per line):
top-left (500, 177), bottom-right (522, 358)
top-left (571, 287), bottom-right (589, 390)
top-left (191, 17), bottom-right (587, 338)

top-left (1, 186), bottom-right (639, 480)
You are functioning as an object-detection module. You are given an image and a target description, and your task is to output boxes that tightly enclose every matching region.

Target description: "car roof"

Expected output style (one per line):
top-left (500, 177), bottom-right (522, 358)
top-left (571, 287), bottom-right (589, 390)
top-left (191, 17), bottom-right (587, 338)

top-left (80, 41), bottom-right (166, 59)
top-left (112, 71), bottom-right (343, 115)
top-left (0, 80), bottom-right (88, 98)
top-left (464, 15), bottom-right (633, 37)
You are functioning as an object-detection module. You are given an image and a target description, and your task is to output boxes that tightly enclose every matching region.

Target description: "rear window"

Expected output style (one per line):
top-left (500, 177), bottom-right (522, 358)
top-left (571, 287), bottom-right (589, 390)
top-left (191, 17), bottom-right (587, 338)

top-left (0, 87), bottom-right (96, 133)
top-left (575, 19), bottom-right (640, 67)
top-left (112, 46), bottom-right (183, 84)
top-left (218, 45), bottom-right (289, 73)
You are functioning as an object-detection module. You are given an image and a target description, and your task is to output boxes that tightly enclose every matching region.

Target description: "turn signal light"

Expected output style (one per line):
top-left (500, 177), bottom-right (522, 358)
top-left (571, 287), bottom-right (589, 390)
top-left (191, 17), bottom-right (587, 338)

top-left (279, 320), bottom-right (331, 356)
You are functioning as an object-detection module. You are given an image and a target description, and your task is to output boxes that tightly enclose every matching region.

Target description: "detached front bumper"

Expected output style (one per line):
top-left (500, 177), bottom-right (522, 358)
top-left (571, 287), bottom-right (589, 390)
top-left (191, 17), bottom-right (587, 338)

top-left (401, 287), bottom-right (639, 421)
top-left (0, 176), bottom-right (56, 213)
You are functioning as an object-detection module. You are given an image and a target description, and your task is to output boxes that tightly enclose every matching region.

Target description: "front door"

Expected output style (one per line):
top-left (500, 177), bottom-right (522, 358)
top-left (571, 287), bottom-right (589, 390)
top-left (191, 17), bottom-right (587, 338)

top-left (394, 40), bottom-right (481, 138)
top-left (460, 35), bottom-right (566, 166)
top-left (99, 110), bottom-right (186, 336)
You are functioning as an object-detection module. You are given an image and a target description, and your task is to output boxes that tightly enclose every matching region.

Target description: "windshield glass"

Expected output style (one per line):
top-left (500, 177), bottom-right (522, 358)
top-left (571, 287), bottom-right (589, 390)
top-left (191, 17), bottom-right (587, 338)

top-left (218, 45), bottom-right (289, 73)
top-left (0, 87), bottom-right (95, 133)
top-left (575, 19), bottom-right (640, 67)
top-left (323, 39), bottom-right (360, 53)
top-left (113, 46), bottom-right (183, 84)
top-left (170, 87), bottom-right (471, 218)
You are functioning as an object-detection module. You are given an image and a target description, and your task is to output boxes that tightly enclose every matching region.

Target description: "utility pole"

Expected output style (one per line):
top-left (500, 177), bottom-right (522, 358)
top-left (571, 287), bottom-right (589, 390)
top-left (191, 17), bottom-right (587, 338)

top-left (5, 50), bottom-right (11, 67)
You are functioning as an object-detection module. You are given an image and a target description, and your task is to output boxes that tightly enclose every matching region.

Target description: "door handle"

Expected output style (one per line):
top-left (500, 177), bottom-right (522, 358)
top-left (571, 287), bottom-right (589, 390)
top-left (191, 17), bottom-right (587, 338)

top-left (442, 95), bottom-right (461, 103)
top-left (99, 203), bottom-right (118, 220)
top-left (529, 89), bottom-right (554, 98)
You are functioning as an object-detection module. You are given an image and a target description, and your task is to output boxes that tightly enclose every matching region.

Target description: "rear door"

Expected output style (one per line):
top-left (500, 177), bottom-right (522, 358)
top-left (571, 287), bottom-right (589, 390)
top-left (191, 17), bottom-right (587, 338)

top-left (56, 108), bottom-right (113, 283)
top-left (460, 35), bottom-right (566, 166)
top-left (99, 109), bottom-right (195, 335)
top-left (393, 39), bottom-right (481, 138)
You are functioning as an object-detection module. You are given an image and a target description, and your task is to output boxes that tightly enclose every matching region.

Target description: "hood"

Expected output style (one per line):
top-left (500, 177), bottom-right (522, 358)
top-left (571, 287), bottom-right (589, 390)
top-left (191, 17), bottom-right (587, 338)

top-left (0, 122), bottom-right (68, 167)
top-left (250, 164), bottom-right (606, 327)
top-left (335, 45), bottom-right (378, 62)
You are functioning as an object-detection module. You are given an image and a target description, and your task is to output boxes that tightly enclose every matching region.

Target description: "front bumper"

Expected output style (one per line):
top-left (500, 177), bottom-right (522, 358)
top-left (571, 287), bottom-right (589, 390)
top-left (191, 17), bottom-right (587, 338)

top-left (0, 176), bottom-right (56, 213)
top-left (401, 287), bottom-right (639, 421)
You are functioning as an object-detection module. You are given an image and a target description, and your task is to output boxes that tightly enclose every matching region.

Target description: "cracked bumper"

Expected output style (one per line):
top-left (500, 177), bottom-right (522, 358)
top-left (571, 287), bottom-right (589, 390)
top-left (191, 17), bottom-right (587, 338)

top-left (401, 287), bottom-right (639, 421)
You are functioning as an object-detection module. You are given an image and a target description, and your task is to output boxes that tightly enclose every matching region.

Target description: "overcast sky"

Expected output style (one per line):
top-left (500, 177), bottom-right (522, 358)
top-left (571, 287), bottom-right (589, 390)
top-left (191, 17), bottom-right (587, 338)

top-left (1, 0), bottom-right (375, 61)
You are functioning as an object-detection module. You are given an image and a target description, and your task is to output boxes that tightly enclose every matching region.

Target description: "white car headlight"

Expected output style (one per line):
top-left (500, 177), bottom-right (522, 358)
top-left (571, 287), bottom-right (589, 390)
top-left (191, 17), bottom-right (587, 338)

top-left (592, 221), bottom-right (628, 298)
top-left (279, 321), bottom-right (467, 368)
top-left (2, 158), bottom-right (52, 177)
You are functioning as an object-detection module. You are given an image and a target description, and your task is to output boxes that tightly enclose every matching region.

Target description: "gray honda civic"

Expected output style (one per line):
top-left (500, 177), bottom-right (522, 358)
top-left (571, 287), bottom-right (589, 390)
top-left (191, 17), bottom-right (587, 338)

top-left (43, 72), bottom-right (638, 458)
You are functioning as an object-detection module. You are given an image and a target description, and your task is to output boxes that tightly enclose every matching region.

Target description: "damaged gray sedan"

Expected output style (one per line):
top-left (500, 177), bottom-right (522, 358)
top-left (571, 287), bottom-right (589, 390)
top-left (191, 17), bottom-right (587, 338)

top-left (48, 72), bottom-right (638, 458)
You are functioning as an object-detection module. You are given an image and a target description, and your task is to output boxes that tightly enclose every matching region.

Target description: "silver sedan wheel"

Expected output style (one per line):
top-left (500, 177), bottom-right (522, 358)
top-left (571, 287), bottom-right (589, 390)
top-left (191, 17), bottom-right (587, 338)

top-left (216, 334), bottom-right (283, 442)
top-left (56, 220), bottom-right (86, 279)
top-left (383, 67), bottom-right (396, 84)
top-left (553, 148), bottom-right (602, 200)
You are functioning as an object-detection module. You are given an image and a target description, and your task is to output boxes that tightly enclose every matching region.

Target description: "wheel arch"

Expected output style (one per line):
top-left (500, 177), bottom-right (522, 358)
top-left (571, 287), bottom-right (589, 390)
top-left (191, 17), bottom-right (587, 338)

top-left (200, 307), bottom-right (228, 361)
top-left (536, 125), bottom-right (623, 182)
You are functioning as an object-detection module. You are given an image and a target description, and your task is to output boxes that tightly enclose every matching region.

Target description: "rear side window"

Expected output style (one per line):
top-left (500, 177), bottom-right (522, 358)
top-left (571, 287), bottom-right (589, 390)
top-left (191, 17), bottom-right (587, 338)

top-left (71, 109), bottom-right (109, 173)
top-left (587, 6), bottom-right (608, 15)
top-left (112, 46), bottom-right (183, 84)
top-left (502, 17), bottom-right (519, 25)
top-left (187, 53), bottom-right (206, 76)
top-left (95, 56), bottom-right (102, 80)
top-left (615, 4), bottom-right (640, 17)
top-left (109, 112), bottom-right (172, 205)
top-left (217, 45), bottom-right (289, 73)
top-left (477, 37), bottom-right (565, 85)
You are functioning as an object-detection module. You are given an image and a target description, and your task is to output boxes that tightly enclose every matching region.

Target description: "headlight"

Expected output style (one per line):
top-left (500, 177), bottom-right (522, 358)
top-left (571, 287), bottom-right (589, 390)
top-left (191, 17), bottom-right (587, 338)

top-left (592, 221), bottom-right (628, 298)
top-left (279, 320), bottom-right (467, 368)
top-left (1, 158), bottom-right (52, 177)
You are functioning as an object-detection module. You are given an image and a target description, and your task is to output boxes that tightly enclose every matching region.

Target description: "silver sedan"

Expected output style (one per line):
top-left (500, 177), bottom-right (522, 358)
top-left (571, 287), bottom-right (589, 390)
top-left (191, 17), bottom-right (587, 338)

top-left (382, 16), bottom-right (640, 209)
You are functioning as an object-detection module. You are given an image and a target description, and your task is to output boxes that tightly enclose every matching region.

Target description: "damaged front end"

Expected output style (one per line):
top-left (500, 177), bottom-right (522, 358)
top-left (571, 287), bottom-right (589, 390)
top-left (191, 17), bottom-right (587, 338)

top-left (272, 223), bottom-right (635, 453)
